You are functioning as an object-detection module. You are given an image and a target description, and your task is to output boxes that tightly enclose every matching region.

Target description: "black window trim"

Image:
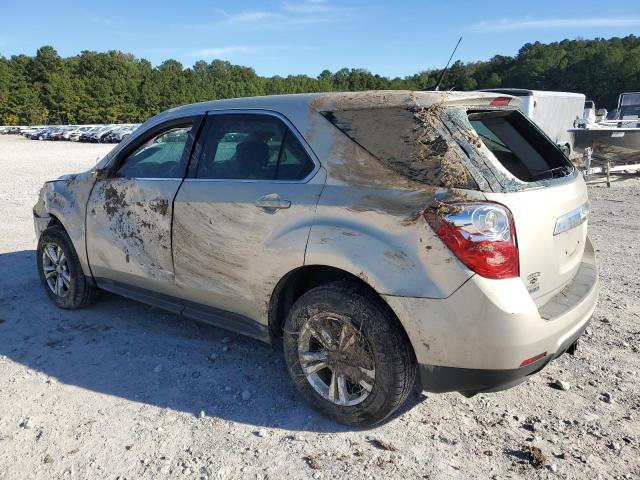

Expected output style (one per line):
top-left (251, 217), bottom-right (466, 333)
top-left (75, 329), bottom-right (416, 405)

top-left (106, 115), bottom-right (205, 180)
top-left (185, 109), bottom-right (320, 184)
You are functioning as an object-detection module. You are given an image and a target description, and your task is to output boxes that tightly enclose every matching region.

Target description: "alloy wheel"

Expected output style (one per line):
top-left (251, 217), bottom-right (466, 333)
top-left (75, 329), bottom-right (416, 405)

top-left (42, 242), bottom-right (71, 298)
top-left (297, 312), bottom-right (376, 406)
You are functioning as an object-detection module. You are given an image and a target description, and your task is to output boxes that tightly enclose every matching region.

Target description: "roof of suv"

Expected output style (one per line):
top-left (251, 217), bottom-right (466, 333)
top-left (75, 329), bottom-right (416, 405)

top-left (162, 90), bottom-right (504, 118)
top-left (103, 90), bottom-right (512, 165)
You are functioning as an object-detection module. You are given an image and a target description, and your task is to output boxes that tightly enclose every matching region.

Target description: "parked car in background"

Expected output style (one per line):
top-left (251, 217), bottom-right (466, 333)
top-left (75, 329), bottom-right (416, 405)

top-left (78, 126), bottom-right (107, 143)
top-left (101, 125), bottom-right (138, 143)
top-left (1, 123), bottom-right (141, 143)
top-left (36, 127), bottom-right (60, 140)
top-left (33, 91), bottom-right (598, 426)
top-left (68, 126), bottom-right (97, 141)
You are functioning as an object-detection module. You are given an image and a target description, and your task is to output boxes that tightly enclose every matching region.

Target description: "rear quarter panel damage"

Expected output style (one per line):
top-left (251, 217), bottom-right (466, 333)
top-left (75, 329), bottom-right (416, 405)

top-left (292, 95), bottom-right (484, 299)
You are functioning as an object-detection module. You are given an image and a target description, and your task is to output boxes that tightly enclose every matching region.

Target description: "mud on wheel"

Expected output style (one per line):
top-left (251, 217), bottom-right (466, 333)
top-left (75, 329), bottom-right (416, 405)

top-left (283, 281), bottom-right (416, 427)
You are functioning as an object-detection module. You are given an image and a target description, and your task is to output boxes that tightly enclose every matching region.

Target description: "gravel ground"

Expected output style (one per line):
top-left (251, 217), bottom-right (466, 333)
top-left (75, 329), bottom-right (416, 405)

top-left (0, 135), bottom-right (638, 480)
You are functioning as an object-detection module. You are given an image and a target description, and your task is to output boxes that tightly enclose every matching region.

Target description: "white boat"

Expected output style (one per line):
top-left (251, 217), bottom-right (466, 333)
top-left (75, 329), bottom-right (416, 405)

top-left (569, 92), bottom-right (640, 165)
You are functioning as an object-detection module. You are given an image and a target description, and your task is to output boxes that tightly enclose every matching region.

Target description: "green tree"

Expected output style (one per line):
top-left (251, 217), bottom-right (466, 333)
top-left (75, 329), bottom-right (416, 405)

top-left (3, 35), bottom-right (638, 125)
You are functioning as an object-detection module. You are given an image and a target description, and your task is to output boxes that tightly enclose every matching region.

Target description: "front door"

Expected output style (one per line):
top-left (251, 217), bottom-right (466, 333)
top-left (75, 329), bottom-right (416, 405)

top-left (172, 112), bottom-right (325, 324)
top-left (86, 118), bottom-right (199, 295)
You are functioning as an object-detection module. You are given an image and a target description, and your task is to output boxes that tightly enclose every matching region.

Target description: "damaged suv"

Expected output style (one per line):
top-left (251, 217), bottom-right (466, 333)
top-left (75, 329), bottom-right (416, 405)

top-left (34, 91), bottom-right (598, 426)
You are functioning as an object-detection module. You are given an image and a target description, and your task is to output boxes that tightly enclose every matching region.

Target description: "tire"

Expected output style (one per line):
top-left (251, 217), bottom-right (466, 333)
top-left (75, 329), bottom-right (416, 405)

top-left (37, 225), bottom-right (96, 309)
top-left (283, 281), bottom-right (416, 427)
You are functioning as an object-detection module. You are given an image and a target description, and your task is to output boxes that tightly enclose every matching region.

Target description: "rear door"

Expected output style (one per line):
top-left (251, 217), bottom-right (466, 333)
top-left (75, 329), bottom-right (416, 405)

top-left (86, 116), bottom-right (201, 296)
top-left (172, 111), bottom-right (325, 325)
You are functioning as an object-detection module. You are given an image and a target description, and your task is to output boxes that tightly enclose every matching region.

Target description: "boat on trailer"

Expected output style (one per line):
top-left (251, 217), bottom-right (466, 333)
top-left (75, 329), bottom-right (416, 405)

top-left (569, 92), bottom-right (640, 167)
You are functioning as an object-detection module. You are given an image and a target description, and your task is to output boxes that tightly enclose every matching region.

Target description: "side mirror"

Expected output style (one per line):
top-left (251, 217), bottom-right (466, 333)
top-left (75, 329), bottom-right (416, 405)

top-left (91, 167), bottom-right (110, 180)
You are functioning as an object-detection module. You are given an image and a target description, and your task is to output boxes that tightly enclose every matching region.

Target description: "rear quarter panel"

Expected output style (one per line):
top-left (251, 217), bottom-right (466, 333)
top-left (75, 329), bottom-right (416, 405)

top-left (300, 110), bottom-right (480, 298)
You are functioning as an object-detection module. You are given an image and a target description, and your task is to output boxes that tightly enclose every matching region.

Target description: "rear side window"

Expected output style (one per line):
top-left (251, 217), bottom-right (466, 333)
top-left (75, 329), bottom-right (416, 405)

top-left (468, 110), bottom-right (573, 182)
top-left (196, 114), bottom-right (315, 181)
top-left (321, 107), bottom-right (478, 189)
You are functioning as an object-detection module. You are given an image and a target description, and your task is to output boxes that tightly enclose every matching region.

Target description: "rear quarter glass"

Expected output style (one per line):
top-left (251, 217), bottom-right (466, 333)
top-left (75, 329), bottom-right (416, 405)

top-left (321, 106), bottom-right (479, 190)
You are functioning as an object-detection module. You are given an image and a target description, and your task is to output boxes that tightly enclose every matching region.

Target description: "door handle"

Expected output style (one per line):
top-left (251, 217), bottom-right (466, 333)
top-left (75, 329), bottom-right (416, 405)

top-left (255, 194), bottom-right (291, 210)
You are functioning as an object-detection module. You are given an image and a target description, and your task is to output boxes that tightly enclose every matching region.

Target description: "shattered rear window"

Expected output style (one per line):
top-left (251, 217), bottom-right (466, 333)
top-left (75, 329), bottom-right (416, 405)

top-left (468, 110), bottom-right (574, 182)
top-left (321, 106), bottom-right (478, 190)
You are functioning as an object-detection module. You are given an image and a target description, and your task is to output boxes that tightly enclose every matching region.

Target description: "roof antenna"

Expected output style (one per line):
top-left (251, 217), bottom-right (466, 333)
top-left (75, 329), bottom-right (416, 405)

top-left (423, 36), bottom-right (462, 91)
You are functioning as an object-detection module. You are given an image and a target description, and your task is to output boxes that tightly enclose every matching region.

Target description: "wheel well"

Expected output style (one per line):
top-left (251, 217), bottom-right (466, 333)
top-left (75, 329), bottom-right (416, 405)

top-left (268, 265), bottom-right (390, 338)
top-left (47, 214), bottom-right (62, 229)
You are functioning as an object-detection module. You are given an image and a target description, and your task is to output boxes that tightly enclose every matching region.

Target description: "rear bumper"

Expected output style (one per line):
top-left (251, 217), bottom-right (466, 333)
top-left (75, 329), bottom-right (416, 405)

top-left (383, 237), bottom-right (598, 394)
top-left (417, 317), bottom-right (589, 394)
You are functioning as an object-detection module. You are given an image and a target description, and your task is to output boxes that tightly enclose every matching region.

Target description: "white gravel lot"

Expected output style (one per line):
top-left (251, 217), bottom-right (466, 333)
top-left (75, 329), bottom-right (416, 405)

top-left (0, 135), bottom-right (638, 480)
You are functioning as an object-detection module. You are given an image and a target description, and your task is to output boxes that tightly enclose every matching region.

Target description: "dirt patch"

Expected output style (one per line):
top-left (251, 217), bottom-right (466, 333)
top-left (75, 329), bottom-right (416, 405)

top-left (383, 250), bottom-right (413, 269)
top-left (103, 184), bottom-right (127, 217)
top-left (367, 437), bottom-right (397, 452)
top-left (149, 199), bottom-right (169, 216)
top-left (318, 92), bottom-right (478, 190)
top-left (522, 445), bottom-right (546, 469)
top-left (412, 104), bottom-right (476, 189)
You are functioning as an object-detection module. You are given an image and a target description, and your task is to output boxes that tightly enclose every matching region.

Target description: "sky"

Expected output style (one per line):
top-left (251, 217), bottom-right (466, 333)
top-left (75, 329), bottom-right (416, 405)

top-left (1, 0), bottom-right (639, 78)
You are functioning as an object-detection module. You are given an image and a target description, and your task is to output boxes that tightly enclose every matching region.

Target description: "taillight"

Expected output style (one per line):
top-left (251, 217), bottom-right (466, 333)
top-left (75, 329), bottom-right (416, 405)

top-left (424, 202), bottom-right (519, 279)
top-left (490, 96), bottom-right (511, 107)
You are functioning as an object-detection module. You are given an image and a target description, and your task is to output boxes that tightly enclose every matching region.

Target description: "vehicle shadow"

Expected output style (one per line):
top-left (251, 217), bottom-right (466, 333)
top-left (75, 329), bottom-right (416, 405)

top-left (0, 250), bottom-right (422, 432)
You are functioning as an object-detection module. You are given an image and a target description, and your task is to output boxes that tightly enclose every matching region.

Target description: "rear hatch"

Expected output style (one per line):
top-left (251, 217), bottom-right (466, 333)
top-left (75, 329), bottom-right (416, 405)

top-left (463, 106), bottom-right (589, 306)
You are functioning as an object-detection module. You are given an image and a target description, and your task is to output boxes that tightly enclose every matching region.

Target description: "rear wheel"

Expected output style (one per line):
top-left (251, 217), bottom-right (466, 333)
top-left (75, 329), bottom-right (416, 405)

top-left (283, 281), bottom-right (416, 427)
top-left (37, 225), bottom-right (96, 309)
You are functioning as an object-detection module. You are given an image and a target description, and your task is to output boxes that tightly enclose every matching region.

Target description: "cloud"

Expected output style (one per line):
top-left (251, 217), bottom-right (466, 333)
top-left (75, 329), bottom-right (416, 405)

top-left (89, 16), bottom-right (115, 26)
top-left (188, 46), bottom-right (259, 58)
top-left (216, 10), bottom-right (282, 25)
top-left (474, 17), bottom-right (640, 32)
top-left (282, 0), bottom-right (332, 14)
top-left (211, 2), bottom-right (343, 29)
top-left (188, 45), bottom-right (312, 60)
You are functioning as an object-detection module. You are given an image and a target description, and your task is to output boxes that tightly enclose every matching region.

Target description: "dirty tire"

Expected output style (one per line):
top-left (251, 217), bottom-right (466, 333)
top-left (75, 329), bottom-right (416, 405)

top-left (37, 225), bottom-right (96, 309)
top-left (283, 281), bottom-right (416, 427)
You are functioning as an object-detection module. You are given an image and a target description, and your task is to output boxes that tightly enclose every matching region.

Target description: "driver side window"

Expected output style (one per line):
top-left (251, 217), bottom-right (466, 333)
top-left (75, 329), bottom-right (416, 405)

top-left (116, 124), bottom-right (192, 179)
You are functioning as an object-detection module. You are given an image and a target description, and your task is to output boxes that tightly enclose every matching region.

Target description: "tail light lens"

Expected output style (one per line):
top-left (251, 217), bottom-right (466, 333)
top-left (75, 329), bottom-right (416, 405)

top-left (425, 202), bottom-right (519, 279)
top-left (490, 96), bottom-right (512, 107)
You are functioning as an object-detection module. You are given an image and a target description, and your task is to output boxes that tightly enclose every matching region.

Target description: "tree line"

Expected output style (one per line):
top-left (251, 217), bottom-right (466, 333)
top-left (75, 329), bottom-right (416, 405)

top-left (0, 35), bottom-right (638, 125)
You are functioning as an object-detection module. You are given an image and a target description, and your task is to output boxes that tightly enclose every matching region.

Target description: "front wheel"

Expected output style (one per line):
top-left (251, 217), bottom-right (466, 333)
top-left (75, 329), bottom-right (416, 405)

top-left (37, 225), bottom-right (96, 309)
top-left (283, 281), bottom-right (416, 427)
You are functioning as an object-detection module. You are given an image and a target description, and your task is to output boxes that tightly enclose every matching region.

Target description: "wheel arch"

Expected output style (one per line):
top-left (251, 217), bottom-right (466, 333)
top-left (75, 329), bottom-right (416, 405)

top-left (268, 265), bottom-right (415, 355)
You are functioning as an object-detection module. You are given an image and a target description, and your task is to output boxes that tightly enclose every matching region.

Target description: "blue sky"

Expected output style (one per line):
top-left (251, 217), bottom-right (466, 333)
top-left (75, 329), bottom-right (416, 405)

top-left (1, 0), bottom-right (639, 77)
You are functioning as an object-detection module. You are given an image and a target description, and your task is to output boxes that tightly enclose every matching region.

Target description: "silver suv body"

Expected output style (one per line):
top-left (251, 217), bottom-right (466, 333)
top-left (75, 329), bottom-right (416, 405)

top-left (33, 91), bottom-right (598, 426)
